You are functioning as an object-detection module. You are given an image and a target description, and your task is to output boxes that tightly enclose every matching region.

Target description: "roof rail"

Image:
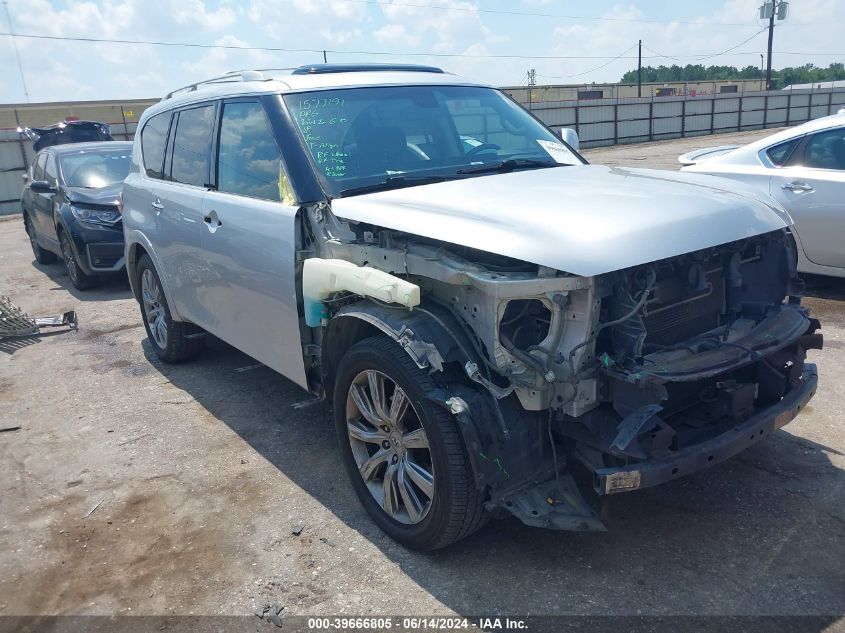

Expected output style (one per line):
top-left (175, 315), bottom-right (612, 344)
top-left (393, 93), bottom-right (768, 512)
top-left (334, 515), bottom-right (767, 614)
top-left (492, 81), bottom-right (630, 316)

top-left (291, 63), bottom-right (445, 76)
top-left (163, 70), bottom-right (268, 100)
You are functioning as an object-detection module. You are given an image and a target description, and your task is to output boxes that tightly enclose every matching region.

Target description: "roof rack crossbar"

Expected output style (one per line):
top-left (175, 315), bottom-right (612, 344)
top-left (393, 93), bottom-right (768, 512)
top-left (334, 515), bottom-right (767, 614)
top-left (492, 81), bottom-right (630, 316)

top-left (291, 63), bottom-right (445, 75)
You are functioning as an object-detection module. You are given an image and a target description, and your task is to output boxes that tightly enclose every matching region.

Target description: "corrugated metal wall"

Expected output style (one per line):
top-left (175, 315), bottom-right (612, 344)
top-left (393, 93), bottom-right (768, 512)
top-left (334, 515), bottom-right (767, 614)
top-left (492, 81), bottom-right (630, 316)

top-left (526, 87), bottom-right (845, 149)
top-left (0, 99), bottom-right (156, 215)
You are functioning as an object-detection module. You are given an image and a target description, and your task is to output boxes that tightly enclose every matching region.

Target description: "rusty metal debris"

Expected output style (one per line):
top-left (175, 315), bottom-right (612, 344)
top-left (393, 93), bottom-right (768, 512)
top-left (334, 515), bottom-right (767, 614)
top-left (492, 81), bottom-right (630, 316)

top-left (0, 295), bottom-right (77, 338)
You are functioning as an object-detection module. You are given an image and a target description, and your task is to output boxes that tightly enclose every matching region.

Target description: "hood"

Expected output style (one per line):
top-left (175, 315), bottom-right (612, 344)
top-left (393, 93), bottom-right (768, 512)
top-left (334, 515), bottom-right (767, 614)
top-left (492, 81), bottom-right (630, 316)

top-left (65, 183), bottom-right (122, 206)
top-left (330, 165), bottom-right (792, 277)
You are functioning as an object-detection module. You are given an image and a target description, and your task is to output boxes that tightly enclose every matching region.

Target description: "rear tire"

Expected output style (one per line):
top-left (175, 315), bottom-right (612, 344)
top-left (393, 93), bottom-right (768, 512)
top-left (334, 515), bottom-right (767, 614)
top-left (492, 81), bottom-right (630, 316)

top-left (60, 229), bottom-right (99, 290)
top-left (24, 213), bottom-right (58, 265)
top-left (136, 254), bottom-right (202, 363)
top-left (333, 335), bottom-right (487, 550)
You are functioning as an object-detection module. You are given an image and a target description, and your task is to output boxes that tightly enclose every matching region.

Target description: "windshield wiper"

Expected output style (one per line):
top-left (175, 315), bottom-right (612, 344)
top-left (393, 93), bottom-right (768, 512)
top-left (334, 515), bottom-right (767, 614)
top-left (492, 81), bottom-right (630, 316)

top-left (339, 174), bottom-right (460, 197)
top-left (456, 157), bottom-right (559, 175)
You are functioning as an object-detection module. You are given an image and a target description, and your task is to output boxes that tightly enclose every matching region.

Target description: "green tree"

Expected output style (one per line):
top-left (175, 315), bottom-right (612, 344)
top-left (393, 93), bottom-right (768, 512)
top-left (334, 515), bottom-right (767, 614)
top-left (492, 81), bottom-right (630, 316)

top-left (619, 63), bottom-right (844, 87)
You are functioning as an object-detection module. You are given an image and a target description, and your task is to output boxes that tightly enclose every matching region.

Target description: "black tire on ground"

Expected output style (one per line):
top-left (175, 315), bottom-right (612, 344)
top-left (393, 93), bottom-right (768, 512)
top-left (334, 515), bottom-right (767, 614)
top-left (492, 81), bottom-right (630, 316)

top-left (24, 213), bottom-right (58, 265)
top-left (59, 229), bottom-right (99, 290)
top-left (136, 253), bottom-right (203, 363)
top-left (333, 335), bottom-right (488, 550)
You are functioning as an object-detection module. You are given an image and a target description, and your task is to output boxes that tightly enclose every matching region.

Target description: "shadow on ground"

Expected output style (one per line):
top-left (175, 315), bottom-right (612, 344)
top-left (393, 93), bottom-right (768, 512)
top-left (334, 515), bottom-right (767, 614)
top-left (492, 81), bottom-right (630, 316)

top-left (32, 258), bottom-right (132, 303)
top-left (142, 335), bottom-right (845, 620)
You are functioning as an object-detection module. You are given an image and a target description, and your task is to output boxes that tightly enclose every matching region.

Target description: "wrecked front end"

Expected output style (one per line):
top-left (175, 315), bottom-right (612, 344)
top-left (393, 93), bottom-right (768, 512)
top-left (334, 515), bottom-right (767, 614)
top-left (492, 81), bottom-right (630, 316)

top-left (306, 205), bottom-right (821, 532)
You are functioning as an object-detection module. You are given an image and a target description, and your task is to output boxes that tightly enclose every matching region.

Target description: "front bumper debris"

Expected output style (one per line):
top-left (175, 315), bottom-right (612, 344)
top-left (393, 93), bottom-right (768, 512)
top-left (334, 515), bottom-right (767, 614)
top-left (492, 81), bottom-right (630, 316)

top-left (0, 295), bottom-right (77, 338)
top-left (594, 364), bottom-right (818, 495)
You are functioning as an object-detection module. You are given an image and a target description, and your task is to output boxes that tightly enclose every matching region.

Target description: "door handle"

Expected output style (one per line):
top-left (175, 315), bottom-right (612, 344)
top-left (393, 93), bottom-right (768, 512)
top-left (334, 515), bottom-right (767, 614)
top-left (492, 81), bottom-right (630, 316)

top-left (203, 210), bottom-right (222, 232)
top-left (151, 199), bottom-right (164, 211)
top-left (781, 181), bottom-right (814, 192)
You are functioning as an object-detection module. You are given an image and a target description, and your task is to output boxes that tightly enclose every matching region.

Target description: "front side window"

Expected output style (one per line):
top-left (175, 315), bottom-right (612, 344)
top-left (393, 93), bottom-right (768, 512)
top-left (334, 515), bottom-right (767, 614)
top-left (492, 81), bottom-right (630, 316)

top-left (60, 149), bottom-right (131, 188)
top-left (801, 128), bottom-right (845, 171)
top-left (32, 153), bottom-right (47, 181)
top-left (217, 101), bottom-right (287, 202)
top-left (171, 104), bottom-right (216, 187)
top-left (44, 155), bottom-right (58, 186)
top-left (284, 85), bottom-right (581, 197)
top-left (765, 138), bottom-right (800, 166)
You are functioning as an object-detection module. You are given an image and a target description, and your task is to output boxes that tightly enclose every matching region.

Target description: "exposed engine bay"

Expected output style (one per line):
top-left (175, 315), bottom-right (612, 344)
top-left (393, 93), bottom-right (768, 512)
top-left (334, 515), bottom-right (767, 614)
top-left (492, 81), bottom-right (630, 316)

top-left (301, 203), bottom-right (822, 531)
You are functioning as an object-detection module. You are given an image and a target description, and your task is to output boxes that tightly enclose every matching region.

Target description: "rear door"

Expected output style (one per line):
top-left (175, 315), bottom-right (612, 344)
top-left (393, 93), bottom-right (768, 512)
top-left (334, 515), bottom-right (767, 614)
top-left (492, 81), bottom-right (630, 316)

top-left (22, 152), bottom-right (46, 220)
top-left (196, 98), bottom-right (307, 388)
top-left (32, 152), bottom-right (59, 243)
top-left (154, 102), bottom-right (218, 327)
top-left (769, 127), bottom-right (845, 269)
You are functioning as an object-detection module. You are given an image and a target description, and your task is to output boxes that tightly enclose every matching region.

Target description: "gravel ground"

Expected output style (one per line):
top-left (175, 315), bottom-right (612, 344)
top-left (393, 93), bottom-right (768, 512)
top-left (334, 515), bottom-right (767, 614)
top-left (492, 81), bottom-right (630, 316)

top-left (1, 128), bottom-right (843, 623)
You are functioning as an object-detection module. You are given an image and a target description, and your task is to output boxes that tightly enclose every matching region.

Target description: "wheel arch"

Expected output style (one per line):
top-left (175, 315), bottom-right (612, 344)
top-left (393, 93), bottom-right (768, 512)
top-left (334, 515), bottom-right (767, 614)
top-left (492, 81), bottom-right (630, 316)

top-left (125, 232), bottom-right (184, 321)
top-left (321, 301), bottom-right (463, 393)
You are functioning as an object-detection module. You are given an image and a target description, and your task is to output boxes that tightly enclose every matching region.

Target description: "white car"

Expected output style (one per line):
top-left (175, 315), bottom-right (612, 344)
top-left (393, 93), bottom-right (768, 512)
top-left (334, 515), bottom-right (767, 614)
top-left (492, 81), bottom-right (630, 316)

top-left (680, 111), bottom-right (845, 278)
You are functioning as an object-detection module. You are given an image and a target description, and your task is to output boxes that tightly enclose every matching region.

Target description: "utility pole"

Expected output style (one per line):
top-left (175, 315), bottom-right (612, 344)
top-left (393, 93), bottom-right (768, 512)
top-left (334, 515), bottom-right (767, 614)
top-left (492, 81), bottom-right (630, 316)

top-left (760, 1), bottom-right (789, 90)
top-left (527, 68), bottom-right (536, 110)
top-left (637, 39), bottom-right (642, 98)
top-left (3, 1), bottom-right (29, 103)
top-left (323, 50), bottom-right (327, 63)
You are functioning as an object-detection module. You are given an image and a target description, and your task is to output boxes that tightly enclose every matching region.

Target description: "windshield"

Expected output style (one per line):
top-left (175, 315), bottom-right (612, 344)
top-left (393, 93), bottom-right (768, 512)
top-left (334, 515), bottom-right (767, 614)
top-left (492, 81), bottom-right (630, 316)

top-left (283, 85), bottom-right (581, 197)
top-left (60, 149), bottom-right (131, 188)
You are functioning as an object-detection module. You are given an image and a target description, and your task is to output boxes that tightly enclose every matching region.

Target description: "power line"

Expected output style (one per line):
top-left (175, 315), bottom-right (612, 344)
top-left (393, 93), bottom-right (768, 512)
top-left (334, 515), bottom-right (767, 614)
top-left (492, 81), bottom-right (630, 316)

top-left (694, 28), bottom-right (768, 61)
top-left (563, 44), bottom-right (638, 79)
top-left (0, 31), bottom-right (840, 64)
top-left (2, 1), bottom-right (28, 102)
top-left (342, 0), bottom-right (754, 26)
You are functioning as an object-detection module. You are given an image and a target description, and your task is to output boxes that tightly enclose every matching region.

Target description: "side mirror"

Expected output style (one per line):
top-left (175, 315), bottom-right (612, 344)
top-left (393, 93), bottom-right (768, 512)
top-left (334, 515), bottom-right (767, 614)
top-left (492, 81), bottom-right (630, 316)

top-left (29, 180), bottom-right (56, 194)
top-left (558, 128), bottom-right (579, 152)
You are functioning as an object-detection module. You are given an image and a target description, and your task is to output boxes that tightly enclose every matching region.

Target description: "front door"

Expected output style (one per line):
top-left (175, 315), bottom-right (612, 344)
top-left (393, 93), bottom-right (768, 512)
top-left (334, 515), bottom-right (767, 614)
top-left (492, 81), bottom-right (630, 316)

top-left (197, 99), bottom-right (307, 388)
top-left (770, 127), bottom-right (845, 269)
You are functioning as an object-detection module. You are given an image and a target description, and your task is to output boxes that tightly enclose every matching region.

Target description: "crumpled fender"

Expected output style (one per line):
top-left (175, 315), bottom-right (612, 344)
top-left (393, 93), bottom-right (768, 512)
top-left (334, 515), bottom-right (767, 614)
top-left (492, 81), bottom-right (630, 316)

top-left (324, 301), bottom-right (598, 529)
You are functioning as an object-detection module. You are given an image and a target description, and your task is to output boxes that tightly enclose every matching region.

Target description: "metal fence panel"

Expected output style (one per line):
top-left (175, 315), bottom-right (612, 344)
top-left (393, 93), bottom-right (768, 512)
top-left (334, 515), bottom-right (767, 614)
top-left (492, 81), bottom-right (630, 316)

top-left (530, 87), bottom-right (845, 149)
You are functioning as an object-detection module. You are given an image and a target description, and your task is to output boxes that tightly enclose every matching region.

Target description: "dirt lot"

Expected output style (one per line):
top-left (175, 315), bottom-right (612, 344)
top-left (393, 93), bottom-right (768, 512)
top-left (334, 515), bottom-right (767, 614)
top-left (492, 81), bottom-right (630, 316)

top-left (1, 129), bottom-right (843, 623)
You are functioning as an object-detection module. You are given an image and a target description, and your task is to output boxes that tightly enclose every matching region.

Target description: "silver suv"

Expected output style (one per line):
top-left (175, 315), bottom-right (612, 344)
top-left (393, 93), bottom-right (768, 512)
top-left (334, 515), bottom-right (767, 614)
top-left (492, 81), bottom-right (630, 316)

top-left (123, 64), bottom-right (822, 550)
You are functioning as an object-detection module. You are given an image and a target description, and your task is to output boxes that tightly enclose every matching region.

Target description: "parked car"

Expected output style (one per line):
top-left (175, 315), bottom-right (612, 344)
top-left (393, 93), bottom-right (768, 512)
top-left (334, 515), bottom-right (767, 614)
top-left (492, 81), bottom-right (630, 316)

top-left (123, 64), bottom-right (821, 550)
top-left (679, 111), bottom-right (845, 278)
top-left (22, 142), bottom-right (131, 289)
top-left (19, 119), bottom-right (113, 152)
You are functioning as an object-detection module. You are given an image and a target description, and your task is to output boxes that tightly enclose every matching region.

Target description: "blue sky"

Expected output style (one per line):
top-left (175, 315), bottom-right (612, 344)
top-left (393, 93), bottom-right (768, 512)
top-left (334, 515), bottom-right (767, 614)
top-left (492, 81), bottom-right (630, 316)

top-left (1, 0), bottom-right (841, 103)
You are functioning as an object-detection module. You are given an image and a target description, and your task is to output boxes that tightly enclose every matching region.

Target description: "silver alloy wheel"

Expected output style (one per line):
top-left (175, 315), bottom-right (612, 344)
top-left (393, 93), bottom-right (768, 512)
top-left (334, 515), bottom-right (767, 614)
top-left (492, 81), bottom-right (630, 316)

top-left (60, 234), bottom-right (78, 283)
top-left (141, 268), bottom-right (168, 350)
top-left (346, 369), bottom-right (435, 525)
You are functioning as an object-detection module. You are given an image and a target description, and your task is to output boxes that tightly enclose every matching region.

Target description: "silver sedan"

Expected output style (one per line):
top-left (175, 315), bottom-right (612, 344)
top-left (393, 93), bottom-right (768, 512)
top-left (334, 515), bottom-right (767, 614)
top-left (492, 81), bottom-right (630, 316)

top-left (680, 111), bottom-right (845, 278)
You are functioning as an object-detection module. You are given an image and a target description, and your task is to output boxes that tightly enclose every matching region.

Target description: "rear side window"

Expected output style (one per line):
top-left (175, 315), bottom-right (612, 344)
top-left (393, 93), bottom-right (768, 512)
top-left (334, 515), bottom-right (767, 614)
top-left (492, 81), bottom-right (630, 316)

top-left (171, 104), bottom-right (216, 187)
top-left (802, 128), bottom-right (845, 171)
top-left (217, 101), bottom-right (285, 201)
top-left (766, 138), bottom-right (800, 166)
top-left (141, 112), bottom-right (171, 179)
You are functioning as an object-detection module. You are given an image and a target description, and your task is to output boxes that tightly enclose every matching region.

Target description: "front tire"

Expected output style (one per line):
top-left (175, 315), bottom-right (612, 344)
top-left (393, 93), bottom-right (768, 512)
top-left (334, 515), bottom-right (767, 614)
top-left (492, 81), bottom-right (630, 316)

top-left (24, 213), bottom-right (58, 265)
top-left (136, 254), bottom-right (202, 363)
top-left (333, 335), bottom-right (487, 550)
top-left (60, 230), bottom-right (99, 290)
